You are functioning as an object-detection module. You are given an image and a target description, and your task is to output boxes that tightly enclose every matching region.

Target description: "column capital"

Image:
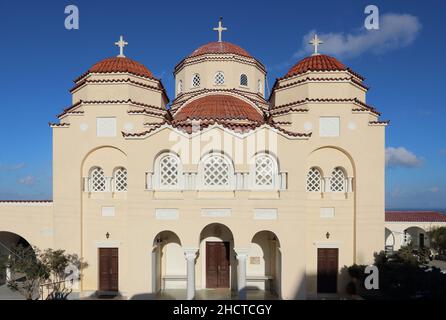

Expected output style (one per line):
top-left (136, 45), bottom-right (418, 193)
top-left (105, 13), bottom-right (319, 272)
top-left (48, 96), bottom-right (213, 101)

top-left (234, 248), bottom-right (249, 259)
top-left (184, 247), bottom-right (199, 260)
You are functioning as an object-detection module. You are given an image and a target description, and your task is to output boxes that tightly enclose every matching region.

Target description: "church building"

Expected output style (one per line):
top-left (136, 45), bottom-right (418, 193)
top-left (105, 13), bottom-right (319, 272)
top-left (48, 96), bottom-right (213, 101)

top-left (0, 19), bottom-right (388, 299)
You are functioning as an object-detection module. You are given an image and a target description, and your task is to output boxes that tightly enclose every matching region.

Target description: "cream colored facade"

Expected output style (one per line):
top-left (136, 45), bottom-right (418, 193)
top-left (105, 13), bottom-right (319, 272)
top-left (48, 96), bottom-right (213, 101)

top-left (0, 35), bottom-right (389, 299)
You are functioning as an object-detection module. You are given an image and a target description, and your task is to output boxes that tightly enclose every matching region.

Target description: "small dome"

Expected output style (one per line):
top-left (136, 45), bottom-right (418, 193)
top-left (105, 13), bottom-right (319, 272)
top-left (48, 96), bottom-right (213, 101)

top-left (80, 57), bottom-right (154, 80)
top-left (285, 54), bottom-right (346, 78)
top-left (173, 94), bottom-right (264, 123)
top-left (189, 41), bottom-right (252, 58)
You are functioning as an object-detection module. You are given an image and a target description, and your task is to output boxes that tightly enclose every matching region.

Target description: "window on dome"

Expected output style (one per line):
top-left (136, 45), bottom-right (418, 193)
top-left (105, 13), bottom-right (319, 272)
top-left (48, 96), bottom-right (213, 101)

top-left (113, 167), bottom-right (127, 192)
top-left (90, 167), bottom-right (106, 192)
top-left (257, 80), bottom-right (262, 93)
top-left (192, 74), bottom-right (201, 88)
top-left (330, 167), bottom-right (346, 192)
top-left (177, 80), bottom-right (183, 94)
top-left (240, 74), bottom-right (248, 86)
top-left (214, 72), bottom-right (225, 85)
top-left (306, 167), bottom-right (322, 192)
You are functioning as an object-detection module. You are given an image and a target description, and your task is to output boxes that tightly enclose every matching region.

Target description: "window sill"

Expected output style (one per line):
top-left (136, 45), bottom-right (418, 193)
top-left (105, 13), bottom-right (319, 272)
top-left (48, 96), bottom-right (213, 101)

top-left (198, 191), bottom-right (235, 199)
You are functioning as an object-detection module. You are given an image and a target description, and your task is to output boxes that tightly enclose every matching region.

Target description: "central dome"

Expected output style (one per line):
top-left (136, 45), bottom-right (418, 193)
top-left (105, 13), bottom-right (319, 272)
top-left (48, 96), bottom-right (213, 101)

top-left (173, 94), bottom-right (264, 123)
top-left (189, 41), bottom-right (253, 58)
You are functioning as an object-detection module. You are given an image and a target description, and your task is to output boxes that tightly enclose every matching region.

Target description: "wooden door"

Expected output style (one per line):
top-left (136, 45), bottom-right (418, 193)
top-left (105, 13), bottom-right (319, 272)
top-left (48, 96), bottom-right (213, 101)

top-left (99, 248), bottom-right (119, 293)
top-left (206, 242), bottom-right (230, 288)
top-left (317, 248), bottom-right (338, 293)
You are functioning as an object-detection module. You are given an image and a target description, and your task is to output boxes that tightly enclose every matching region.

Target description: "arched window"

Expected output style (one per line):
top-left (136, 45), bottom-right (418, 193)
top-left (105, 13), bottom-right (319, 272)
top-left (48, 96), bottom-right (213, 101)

top-left (306, 167), bottom-right (322, 192)
top-left (153, 153), bottom-right (183, 190)
top-left (192, 74), bottom-right (201, 88)
top-left (177, 80), bottom-right (183, 94)
top-left (214, 71), bottom-right (225, 85)
top-left (200, 153), bottom-right (234, 189)
top-left (90, 167), bottom-right (106, 192)
top-left (240, 74), bottom-right (248, 86)
top-left (330, 167), bottom-right (346, 192)
top-left (114, 167), bottom-right (127, 192)
top-left (257, 79), bottom-right (262, 93)
top-left (159, 154), bottom-right (180, 188)
top-left (253, 154), bottom-right (277, 189)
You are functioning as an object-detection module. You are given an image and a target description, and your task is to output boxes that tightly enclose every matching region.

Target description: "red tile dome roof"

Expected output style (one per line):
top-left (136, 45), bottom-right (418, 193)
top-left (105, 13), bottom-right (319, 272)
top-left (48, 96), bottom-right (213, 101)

top-left (286, 54), bottom-right (347, 78)
top-left (81, 57), bottom-right (154, 79)
top-left (173, 94), bottom-right (264, 123)
top-left (189, 41), bottom-right (252, 58)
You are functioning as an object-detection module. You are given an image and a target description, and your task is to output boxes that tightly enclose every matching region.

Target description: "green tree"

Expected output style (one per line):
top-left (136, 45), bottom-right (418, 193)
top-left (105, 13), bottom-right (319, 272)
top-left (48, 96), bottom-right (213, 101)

top-left (0, 245), bottom-right (49, 300)
top-left (0, 246), bottom-right (87, 300)
top-left (427, 226), bottom-right (446, 256)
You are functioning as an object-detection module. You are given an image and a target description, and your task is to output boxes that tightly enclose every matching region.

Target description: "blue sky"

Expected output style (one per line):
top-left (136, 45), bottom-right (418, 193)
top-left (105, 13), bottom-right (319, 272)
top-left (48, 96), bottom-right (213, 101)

top-left (0, 0), bottom-right (445, 209)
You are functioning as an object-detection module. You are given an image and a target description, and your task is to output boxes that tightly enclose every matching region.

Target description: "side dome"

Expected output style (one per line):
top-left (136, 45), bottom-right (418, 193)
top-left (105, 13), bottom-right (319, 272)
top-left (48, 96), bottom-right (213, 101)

top-left (173, 94), bottom-right (264, 123)
top-left (285, 54), bottom-right (347, 78)
top-left (189, 41), bottom-right (253, 59)
top-left (75, 57), bottom-right (155, 81)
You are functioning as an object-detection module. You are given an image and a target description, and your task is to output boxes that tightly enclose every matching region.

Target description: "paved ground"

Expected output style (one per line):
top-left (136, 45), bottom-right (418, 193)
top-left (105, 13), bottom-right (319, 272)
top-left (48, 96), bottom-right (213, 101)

top-left (0, 284), bottom-right (25, 300)
top-left (428, 259), bottom-right (446, 272)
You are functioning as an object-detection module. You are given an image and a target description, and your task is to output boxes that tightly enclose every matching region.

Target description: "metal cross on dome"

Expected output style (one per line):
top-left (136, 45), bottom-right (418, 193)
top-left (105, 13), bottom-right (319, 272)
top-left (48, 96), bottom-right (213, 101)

top-left (309, 34), bottom-right (323, 56)
top-left (213, 17), bottom-right (227, 43)
top-left (115, 35), bottom-right (128, 58)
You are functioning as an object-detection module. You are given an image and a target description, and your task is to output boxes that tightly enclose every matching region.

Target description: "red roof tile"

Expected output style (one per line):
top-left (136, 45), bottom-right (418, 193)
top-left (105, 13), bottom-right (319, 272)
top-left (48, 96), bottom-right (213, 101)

top-left (173, 94), bottom-right (264, 123)
top-left (190, 42), bottom-right (252, 58)
top-left (286, 54), bottom-right (347, 78)
top-left (75, 57), bottom-right (154, 82)
top-left (386, 211), bottom-right (446, 222)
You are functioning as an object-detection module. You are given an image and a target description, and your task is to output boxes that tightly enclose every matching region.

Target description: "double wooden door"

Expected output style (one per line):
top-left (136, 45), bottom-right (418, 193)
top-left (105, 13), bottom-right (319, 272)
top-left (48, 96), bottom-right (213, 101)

top-left (317, 248), bottom-right (338, 293)
top-left (206, 242), bottom-right (230, 288)
top-left (99, 248), bottom-right (119, 293)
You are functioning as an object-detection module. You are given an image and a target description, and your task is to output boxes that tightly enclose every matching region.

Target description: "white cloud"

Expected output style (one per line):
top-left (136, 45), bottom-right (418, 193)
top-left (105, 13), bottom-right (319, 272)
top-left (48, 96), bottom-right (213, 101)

top-left (429, 187), bottom-right (440, 193)
top-left (18, 175), bottom-right (36, 186)
top-left (385, 147), bottom-right (422, 168)
top-left (0, 162), bottom-right (25, 171)
top-left (295, 13), bottom-right (421, 58)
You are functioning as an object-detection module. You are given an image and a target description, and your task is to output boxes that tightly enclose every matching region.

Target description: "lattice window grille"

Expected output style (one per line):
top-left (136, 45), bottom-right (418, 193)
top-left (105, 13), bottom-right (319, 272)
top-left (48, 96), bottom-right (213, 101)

top-left (192, 74), bottom-right (201, 88)
top-left (203, 156), bottom-right (230, 186)
top-left (306, 168), bottom-right (322, 192)
top-left (240, 74), bottom-right (248, 86)
top-left (255, 156), bottom-right (274, 186)
top-left (214, 72), bottom-right (225, 85)
top-left (90, 167), bottom-right (106, 192)
top-left (160, 156), bottom-right (179, 187)
top-left (257, 80), bottom-right (262, 93)
top-left (114, 167), bottom-right (127, 192)
top-left (330, 167), bottom-right (345, 192)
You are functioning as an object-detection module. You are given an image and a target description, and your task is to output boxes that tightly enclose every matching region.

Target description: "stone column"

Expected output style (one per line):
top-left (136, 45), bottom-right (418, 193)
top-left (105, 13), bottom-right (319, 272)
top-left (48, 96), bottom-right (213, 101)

top-left (324, 177), bottom-right (331, 193)
top-left (184, 248), bottom-right (198, 300)
top-left (151, 247), bottom-right (158, 293)
top-left (347, 177), bottom-right (353, 193)
top-left (235, 248), bottom-right (249, 300)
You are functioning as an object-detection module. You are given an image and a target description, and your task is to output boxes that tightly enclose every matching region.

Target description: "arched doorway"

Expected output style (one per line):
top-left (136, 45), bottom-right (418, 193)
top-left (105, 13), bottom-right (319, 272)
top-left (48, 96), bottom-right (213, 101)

top-left (248, 231), bottom-right (281, 297)
top-left (404, 227), bottom-right (428, 249)
top-left (152, 231), bottom-right (185, 292)
top-left (0, 231), bottom-right (33, 285)
top-left (385, 228), bottom-right (395, 253)
top-left (198, 223), bottom-right (235, 290)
